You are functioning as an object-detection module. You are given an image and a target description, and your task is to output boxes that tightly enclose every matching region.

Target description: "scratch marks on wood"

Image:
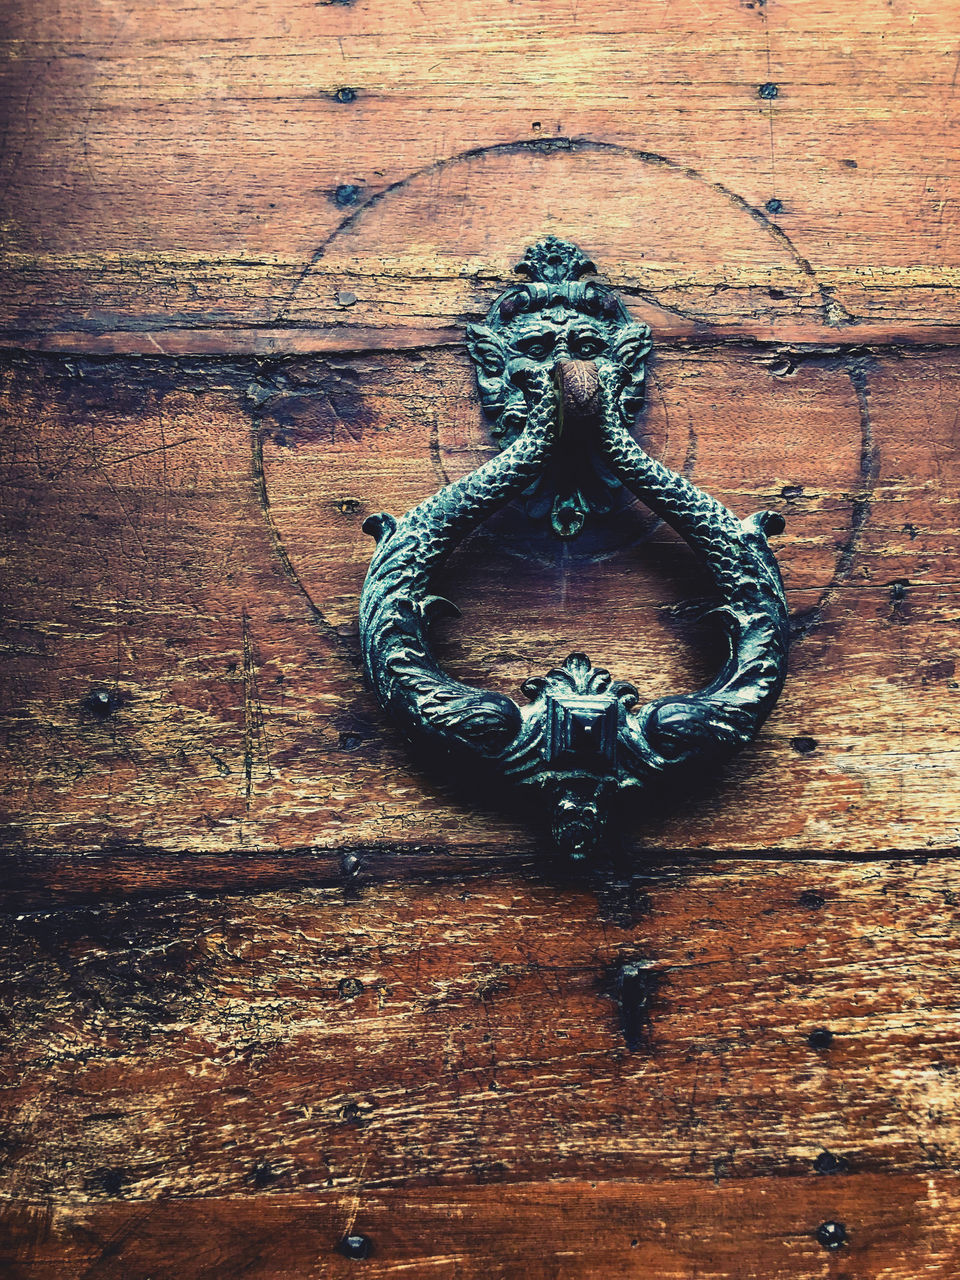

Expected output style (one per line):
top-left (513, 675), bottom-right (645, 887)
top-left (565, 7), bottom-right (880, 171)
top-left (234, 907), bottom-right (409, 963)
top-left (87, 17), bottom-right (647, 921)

top-left (249, 391), bottom-right (363, 667)
top-left (790, 353), bottom-right (882, 641)
top-left (241, 609), bottom-right (269, 803)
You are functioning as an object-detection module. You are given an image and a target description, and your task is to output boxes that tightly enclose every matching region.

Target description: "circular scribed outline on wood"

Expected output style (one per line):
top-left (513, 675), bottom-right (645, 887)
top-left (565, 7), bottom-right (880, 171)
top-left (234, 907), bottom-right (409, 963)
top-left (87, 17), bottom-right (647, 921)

top-left (260, 137), bottom-right (876, 650)
top-left (277, 136), bottom-right (843, 327)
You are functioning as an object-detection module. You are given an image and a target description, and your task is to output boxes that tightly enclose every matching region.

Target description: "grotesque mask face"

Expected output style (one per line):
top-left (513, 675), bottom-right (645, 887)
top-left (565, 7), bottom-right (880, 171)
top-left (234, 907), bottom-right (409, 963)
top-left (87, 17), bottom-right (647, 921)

top-left (466, 237), bottom-right (651, 442)
top-left (465, 238), bottom-right (652, 538)
top-left (549, 774), bottom-right (614, 861)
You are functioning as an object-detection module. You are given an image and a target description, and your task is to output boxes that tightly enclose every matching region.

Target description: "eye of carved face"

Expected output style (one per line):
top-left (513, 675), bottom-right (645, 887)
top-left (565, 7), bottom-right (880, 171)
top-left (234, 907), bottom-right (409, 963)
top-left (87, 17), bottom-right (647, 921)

top-left (514, 329), bottom-right (557, 361)
top-left (568, 326), bottom-right (608, 360)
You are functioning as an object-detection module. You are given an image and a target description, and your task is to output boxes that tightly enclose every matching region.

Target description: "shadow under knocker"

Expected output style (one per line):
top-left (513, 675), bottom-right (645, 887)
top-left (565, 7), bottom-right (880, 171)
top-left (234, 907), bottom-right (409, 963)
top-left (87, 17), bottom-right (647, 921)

top-left (359, 238), bottom-right (789, 860)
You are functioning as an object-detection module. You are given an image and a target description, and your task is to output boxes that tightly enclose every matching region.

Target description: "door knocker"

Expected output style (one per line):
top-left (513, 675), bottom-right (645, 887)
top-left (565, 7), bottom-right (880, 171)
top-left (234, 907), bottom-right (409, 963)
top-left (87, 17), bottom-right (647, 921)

top-left (359, 238), bottom-right (789, 859)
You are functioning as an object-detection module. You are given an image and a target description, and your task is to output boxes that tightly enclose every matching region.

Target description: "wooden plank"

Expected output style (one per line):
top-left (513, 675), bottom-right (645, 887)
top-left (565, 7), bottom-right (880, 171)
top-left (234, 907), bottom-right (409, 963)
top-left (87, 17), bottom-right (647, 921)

top-left (2, 859), bottom-right (960, 1216)
top-left (3, 1176), bottom-right (960, 1279)
top-left (1, 345), bottom-right (958, 856)
top-left (10, 322), bottom-right (960, 357)
top-left (2, 842), bottom-right (953, 913)
top-left (1, 0), bottom-right (959, 344)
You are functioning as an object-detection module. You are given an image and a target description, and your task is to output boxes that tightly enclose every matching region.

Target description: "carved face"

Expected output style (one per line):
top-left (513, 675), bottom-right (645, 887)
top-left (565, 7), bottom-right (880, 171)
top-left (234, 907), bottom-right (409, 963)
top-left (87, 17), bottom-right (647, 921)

top-left (550, 775), bottom-right (613, 861)
top-left (464, 268), bottom-right (653, 538)
top-left (466, 284), bottom-right (652, 444)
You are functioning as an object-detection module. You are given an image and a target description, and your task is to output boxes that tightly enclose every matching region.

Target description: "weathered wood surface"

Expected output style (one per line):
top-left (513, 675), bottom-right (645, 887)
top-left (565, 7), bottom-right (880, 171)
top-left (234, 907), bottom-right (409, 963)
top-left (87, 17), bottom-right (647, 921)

top-left (2, 858), bottom-right (960, 1279)
top-left (3, 0), bottom-right (960, 1275)
top-left (1, 0), bottom-right (959, 343)
top-left (1, 347), bottom-right (958, 856)
top-left (5, 1177), bottom-right (960, 1279)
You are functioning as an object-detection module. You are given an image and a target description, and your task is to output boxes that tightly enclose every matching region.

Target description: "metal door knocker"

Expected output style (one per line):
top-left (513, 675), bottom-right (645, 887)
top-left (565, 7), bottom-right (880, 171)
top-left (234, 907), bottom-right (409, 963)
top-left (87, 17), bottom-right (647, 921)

top-left (359, 238), bottom-right (789, 859)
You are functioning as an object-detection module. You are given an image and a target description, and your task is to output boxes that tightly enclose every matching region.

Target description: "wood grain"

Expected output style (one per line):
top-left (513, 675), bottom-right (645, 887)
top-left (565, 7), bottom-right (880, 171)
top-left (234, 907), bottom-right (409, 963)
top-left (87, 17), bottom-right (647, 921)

top-left (3, 858), bottom-right (960, 1276)
top-left (3, 2), bottom-right (960, 1274)
top-left (4, 1177), bottom-right (960, 1279)
top-left (1, 0), bottom-right (959, 345)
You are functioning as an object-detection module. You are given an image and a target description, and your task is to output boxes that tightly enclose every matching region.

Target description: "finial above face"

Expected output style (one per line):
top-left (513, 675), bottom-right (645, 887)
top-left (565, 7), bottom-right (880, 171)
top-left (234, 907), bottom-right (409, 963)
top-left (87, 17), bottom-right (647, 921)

top-left (514, 235), bottom-right (596, 284)
top-left (465, 238), bottom-right (652, 538)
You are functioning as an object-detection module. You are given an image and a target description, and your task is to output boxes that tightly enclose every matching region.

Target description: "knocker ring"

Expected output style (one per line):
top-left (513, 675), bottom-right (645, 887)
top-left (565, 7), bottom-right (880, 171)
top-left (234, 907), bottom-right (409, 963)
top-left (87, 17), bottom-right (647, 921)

top-left (358, 238), bottom-right (789, 859)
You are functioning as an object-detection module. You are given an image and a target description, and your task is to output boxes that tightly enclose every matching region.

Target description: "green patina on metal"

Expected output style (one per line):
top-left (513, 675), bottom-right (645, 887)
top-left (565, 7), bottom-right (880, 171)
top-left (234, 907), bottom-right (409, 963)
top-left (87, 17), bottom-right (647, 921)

top-left (359, 239), bottom-right (789, 859)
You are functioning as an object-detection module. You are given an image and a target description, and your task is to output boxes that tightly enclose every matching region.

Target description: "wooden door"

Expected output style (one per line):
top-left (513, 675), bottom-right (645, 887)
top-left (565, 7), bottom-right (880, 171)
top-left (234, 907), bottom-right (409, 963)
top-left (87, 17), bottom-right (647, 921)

top-left (2, 2), bottom-right (960, 1276)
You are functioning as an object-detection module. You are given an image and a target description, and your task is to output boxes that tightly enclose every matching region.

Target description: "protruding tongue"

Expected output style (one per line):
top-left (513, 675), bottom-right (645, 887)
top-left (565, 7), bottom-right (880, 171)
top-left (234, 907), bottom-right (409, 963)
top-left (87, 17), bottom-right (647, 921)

top-left (556, 358), bottom-right (601, 419)
top-left (548, 360), bottom-right (602, 539)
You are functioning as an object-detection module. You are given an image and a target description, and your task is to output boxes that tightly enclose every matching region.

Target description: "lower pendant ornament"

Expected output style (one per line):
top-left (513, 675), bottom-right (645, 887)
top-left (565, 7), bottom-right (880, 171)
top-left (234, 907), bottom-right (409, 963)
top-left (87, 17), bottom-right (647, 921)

top-left (358, 238), bottom-right (790, 859)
